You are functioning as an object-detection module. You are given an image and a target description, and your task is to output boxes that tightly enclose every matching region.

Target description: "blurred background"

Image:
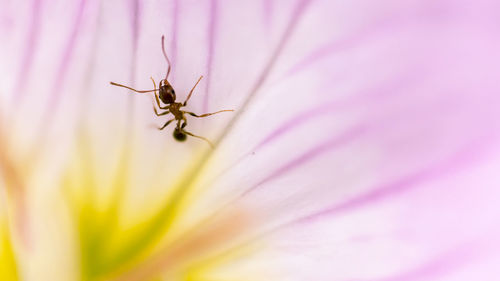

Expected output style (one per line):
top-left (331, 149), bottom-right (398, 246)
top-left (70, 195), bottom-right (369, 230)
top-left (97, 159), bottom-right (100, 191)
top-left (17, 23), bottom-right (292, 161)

top-left (1, 0), bottom-right (500, 280)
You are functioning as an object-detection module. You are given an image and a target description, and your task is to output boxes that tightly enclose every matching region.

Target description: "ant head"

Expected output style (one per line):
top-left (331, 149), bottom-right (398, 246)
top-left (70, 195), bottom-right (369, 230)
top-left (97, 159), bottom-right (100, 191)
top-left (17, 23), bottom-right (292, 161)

top-left (159, 79), bottom-right (176, 104)
top-left (173, 128), bottom-right (187, 141)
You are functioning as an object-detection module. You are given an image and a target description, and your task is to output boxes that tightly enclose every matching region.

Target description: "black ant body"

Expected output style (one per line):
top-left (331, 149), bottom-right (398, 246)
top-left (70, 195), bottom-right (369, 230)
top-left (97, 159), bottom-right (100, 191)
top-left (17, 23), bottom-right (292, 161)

top-left (110, 36), bottom-right (233, 147)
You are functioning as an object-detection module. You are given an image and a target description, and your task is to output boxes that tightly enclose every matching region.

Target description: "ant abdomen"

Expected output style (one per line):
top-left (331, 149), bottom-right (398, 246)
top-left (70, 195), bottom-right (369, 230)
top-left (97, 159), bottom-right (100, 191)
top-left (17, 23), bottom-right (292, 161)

top-left (173, 128), bottom-right (187, 142)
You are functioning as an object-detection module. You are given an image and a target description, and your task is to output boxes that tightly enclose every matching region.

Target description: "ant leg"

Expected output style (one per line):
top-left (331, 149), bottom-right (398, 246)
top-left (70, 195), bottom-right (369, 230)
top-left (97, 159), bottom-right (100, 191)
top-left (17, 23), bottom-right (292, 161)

top-left (181, 128), bottom-right (214, 148)
top-left (158, 118), bottom-right (175, 130)
top-left (184, 109), bottom-right (234, 118)
top-left (150, 77), bottom-right (168, 110)
top-left (183, 76), bottom-right (203, 106)
top-left (161, 35), bottom-right (172, 80)
top-left (109, 82), bottom-right (157, 93)
top-left (153, 107), bottom-right (170, 116)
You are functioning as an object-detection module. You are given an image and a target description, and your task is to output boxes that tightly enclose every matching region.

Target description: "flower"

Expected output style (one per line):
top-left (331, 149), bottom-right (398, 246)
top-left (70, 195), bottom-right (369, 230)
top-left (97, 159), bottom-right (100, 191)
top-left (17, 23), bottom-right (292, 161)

top-left (1, 0), bottom-right (500, 280)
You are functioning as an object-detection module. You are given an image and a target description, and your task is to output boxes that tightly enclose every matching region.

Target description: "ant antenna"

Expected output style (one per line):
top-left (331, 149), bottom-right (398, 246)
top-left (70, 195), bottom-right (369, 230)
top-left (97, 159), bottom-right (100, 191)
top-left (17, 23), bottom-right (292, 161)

top-left (161, 35), bottom-right (172, 80)
top-left (109, 82), bottom-right (157, 93)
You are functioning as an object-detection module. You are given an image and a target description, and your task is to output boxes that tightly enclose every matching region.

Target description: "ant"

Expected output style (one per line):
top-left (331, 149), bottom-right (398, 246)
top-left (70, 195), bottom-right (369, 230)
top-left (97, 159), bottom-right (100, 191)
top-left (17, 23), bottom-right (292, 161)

top-left (109, 35), bottom-right (233, 148)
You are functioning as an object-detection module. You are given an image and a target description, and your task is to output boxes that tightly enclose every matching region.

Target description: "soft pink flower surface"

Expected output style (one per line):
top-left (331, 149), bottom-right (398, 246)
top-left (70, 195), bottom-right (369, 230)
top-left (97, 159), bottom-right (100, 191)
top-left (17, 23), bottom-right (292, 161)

top-left (1, 0), bottom-right (500, 280)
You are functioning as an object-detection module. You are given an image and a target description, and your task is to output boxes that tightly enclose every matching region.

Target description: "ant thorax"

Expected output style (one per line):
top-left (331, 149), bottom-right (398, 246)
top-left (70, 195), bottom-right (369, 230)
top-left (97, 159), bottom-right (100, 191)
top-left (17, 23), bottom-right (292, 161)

top-left (169, 103), bottom-right (184, 119)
